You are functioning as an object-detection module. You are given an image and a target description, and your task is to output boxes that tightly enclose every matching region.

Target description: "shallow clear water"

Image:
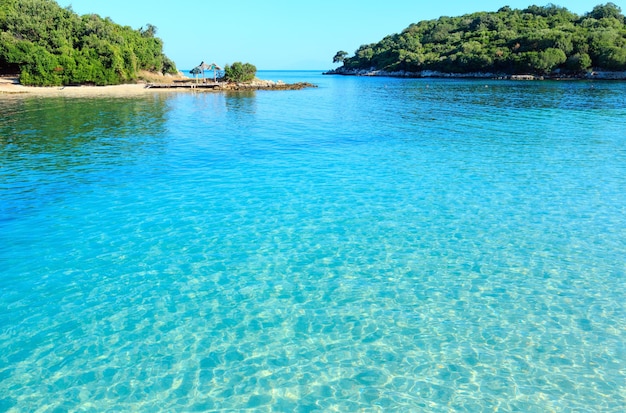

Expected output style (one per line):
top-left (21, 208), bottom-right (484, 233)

top-left (1, 72), bottom-right (625, 412)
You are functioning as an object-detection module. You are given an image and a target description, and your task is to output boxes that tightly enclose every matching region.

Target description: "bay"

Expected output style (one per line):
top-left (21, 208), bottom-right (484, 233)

top-left (1, 72), bottom-right (625, 412)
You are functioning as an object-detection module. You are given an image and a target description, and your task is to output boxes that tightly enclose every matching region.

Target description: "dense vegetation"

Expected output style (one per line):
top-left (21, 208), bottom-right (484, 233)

top-left (0, 0), bottom-right (177, 85)
top-left (335, 3), bottom-right (626, 75)
top-left (223, 62), bottom-right (257, 83)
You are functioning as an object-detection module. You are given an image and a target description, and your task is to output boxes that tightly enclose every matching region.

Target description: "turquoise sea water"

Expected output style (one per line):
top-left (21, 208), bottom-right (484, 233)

top-left (1, 72), bottom-right (625, 412)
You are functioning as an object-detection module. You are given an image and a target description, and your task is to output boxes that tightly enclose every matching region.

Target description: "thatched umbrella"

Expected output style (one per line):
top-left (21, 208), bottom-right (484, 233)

top-left (190, 66), bottom-right (202, 83)
top-left (198, 61), bottom-right (222, 82)
top-left (209, 63), bottom-right (222, 82)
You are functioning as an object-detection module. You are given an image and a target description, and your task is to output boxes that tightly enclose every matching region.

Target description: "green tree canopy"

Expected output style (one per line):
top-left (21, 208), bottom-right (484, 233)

top-left (337, 3), bottom-right (626, 75)
top-left (333, 50), bottom-right (349, 63)
top-left (0, 0), bottom-right (177, 85)
top-left (223, 62), bottom-right (257, 83)
top-left (587, 2), bottom-right (624, 20)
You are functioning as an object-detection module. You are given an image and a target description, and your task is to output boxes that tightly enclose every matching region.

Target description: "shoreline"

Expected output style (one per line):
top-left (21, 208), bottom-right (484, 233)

top-left (323, 68), bottom-right (626, 81)
top-left (0, 77), bottom-right (171, 97)
top-left (0, 77), bottom-right (316, 97)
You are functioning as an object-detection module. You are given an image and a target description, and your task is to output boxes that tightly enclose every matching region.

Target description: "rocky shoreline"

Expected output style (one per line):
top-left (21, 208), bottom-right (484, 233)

top-left (324, 67), bottom-right (626, 81)
top-left (215, 80), bottom-right (316, 91)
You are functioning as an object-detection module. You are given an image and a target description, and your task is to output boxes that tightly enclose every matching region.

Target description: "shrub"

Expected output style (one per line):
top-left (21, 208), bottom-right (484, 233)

top-left (223, 62), bottom-right (256, 83)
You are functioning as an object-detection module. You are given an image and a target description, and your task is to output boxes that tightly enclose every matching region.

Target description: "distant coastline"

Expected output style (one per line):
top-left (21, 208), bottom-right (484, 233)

top-left (324, 68), bottom-right (626, 81)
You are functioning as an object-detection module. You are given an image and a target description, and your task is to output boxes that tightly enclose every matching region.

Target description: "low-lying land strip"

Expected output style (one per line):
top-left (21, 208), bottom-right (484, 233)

top-left (0, 76), bottom-right (316, 97)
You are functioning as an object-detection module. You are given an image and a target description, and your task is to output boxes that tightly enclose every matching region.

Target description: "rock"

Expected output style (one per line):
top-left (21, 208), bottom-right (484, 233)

top-left (218, 81), bottom-right (316, 91)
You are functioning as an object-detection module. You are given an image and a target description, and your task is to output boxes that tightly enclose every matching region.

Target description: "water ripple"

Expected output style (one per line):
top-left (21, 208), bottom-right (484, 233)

top-left (1, 74), bottom-right (625, 412)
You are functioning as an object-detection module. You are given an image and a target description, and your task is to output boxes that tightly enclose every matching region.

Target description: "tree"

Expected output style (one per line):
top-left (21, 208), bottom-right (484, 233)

top-left (597, 46), bottom-right (626, 70)
top-left (333, 50), bottom-right (348, 63)
top-left (587, 3), bottom-right (623, 20)
top-left (223, 62), bottom-right (256, 83)
top-left (20, 45), bottom-right (62, 86)
top-left (533, 48), bottom-right (567, 73)
top-left (565, 53), bottom-right (592, 72)
top-left (0, 0), bottom-right (177, 85)
top-left (140, 23), bottom-right (157, 38)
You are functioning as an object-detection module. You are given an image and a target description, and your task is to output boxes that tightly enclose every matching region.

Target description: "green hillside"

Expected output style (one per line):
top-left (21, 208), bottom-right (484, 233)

top-left (0, 0), bottom-right (177, 86)
top-left (333, 3), bottom-right (626, 76)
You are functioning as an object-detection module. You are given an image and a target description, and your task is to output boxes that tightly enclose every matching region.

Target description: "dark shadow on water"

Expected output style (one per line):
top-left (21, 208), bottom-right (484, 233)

top-left (0, 96), bottom-right (169, 159)
top-left (224, 91), bottom-right (256, 115)
top-left (0, 95), bottom-right (171, 224)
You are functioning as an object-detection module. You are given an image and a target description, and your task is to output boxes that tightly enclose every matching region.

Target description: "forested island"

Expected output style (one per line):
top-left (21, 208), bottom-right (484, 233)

top-left (0, 0), bottom-right (177, 86)
top-left (329, 3), bottom-right (626, 78)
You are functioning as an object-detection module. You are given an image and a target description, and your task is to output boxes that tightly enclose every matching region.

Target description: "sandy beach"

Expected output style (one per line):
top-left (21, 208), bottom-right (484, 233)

top-left (0, 76), bottom-right (175, 97)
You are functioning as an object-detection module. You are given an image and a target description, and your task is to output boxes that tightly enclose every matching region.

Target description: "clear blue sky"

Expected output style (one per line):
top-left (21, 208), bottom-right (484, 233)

top-left (56, 0), bottom-right (623, 70)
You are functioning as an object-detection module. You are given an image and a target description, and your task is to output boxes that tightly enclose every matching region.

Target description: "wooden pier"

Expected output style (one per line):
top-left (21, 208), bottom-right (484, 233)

top-left (146, 81), bottom-right (221, 89)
